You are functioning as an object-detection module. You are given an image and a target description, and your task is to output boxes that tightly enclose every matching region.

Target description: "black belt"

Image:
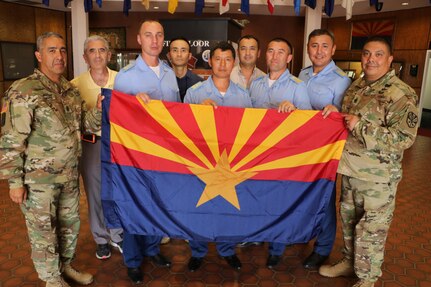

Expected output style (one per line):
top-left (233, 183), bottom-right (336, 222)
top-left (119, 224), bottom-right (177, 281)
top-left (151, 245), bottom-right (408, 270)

top-left (81, 134), bottom-right (101, 144)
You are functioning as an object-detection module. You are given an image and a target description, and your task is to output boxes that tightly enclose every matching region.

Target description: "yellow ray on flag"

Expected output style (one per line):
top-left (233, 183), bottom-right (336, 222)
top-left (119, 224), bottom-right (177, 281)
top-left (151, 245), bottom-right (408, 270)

top-left (232, 111), bottom-right (317, 171)
top-left (189, 104), bottom-right (221, 163)
top-left (111, 123), bottom-right (202, 169)
top-left (228, 108), bottom-right (267, 162)
top-left (168, 0), bottom-right (178, 14)
top-left (137, 99), bottom-right (214, 169)
top-left (246, 140), bottom-right (346, 172)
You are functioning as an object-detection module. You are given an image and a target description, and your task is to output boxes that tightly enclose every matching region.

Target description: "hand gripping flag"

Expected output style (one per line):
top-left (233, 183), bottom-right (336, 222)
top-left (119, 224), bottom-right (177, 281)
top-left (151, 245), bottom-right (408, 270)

top-left (101, 90), bottom-right (348, 243)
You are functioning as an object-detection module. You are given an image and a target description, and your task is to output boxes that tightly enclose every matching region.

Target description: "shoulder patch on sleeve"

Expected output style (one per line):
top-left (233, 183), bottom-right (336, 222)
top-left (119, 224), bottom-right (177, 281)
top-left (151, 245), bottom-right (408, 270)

top-left (122, 62), bottom-right (135, 72)
top-left (291, 75), bottom-right (303, 84)
top-left (335, 67), bottom-right (347, 77)
top-left (1, 100), bottom-right (9, 127)
top-left (232, 81), bottom-right (247, 93)
top-left (190, 81), bottom-right (203, 90)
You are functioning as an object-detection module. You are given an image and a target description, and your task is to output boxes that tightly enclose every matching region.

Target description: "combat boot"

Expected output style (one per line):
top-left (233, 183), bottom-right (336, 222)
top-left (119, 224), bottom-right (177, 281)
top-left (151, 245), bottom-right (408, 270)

top-left (319, 257), bottom-right (355, 278)
top-left (46, 276), bottom-right (70, 287)
top-left (62, 264), bottom-right (93, 285)
top-left (352, 280), bottom-right (375, 287)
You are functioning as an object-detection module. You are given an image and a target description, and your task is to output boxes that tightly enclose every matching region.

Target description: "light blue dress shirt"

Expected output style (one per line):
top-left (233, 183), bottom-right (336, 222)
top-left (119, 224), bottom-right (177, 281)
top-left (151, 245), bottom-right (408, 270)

top-left (298, 60), bottom-right (351, 110)
top-left (250, 69), bottom-right (312, 110)
top-left (184, 76), bottom-right (252, 108)
top-left (114, 55), bottom-right (180, 102)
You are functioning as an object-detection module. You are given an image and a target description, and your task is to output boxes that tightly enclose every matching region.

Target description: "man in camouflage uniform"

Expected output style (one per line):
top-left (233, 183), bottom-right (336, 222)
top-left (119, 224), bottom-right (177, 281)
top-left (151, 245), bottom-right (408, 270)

top-left (318, 36), bottom-right (419, 287)
top-left (0, 32), bottom-right (100, 287)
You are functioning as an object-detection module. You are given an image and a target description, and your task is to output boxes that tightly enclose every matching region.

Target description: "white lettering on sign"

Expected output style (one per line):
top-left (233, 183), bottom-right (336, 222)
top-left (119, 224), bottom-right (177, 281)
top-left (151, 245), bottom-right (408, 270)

top-left (163, 40), bottom-right (210, 48)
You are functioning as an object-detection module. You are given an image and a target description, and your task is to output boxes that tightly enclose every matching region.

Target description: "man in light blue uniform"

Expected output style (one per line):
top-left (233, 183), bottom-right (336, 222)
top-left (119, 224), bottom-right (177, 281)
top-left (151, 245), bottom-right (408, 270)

top-left (250, 37), bottom-right (311, 269)
top-left (184, 42), bottom-right (250, 272)
top-left (113, 20), bottom-right (179, 284)
top-left (250, 37), bottom-right (311, 113)
top-left (298, 29), bottom-right (351, 270)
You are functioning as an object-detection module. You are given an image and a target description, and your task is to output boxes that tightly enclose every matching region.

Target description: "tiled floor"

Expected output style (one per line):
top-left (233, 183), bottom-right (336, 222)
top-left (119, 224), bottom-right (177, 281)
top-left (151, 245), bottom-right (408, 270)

top-left (1, 132), bottom-right (431, 287)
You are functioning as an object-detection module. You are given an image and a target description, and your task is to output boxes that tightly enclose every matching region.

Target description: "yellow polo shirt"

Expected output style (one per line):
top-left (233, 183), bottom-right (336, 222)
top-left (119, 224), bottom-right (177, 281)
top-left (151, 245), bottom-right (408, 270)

top-left (71, 68), bottom-right (117, 136)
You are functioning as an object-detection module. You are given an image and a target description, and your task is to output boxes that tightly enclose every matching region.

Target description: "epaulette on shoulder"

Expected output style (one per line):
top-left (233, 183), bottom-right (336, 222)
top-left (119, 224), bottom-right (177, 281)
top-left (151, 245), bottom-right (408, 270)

top-left (301, 65), bottom-right (312, 71)
top-left (255, 75), bottom-right (265, 81)
top-left (334, 67), bottom-right (347, 77)
top-left (190, 81), bottom-right (203, 90)
top-left (122, 62), bottom-right (135, 72)
top-left (234, 82), bottom-right (247, 93)
top-left (291, 75), bottom-right (303, 84)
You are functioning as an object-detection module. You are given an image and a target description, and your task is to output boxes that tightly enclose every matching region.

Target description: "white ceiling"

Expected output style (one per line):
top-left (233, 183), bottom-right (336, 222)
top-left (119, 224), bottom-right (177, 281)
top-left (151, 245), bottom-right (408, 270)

top-left (4, 0), bottom-right (431, 17)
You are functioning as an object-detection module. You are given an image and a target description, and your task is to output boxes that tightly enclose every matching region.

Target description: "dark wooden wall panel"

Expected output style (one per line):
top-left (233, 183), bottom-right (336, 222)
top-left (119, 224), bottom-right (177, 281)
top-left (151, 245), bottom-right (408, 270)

top-left (0, 2), bottom-right (66, 92)
top-left (35, 9), bottom-right (67, 39)
top-left (394, 9), bottom-right (430, 50)
top-left (0, 2), bottom-right (35, 43)
top-left (393, 50), bottom-right (427, 88)
top-left (326, 18), bottom-right (351, 51)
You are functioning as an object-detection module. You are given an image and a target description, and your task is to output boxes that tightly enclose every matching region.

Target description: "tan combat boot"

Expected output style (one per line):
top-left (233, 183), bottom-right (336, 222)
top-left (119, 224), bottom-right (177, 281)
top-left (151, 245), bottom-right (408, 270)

top-left (62, 264), bottom-right (93, 285)
top-left (319, 257), bottom-right (355, 278)
top-left (352, 280), bottom-right (375, 287)
top-left (45, 276), bottom-right (70, 287)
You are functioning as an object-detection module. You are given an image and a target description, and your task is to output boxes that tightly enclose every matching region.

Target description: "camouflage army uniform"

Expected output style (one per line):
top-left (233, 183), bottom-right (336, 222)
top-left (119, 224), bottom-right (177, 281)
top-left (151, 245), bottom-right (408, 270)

top-left (0, 69), bottom-right (101, 282)
top-left (337, 69), bottom-right (418, 282)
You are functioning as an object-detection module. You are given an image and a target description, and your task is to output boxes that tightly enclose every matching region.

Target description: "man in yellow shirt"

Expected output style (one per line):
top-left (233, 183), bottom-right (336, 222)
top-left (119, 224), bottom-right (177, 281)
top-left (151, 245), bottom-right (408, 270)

top-left (71, 35), bottom-right (123, 260)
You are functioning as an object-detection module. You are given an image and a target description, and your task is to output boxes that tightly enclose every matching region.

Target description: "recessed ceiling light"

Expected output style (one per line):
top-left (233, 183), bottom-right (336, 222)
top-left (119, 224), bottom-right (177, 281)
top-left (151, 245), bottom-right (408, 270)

top-left (401, 2), bottom-right (409, 5)
top-left (153, 6), bottom-right (159, 9)
top-left (237, 8), bottom-right (241, 11)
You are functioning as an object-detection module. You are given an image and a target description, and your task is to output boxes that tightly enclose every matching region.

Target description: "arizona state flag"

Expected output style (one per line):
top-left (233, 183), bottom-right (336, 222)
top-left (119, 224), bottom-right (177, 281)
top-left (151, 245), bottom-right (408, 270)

top-left (101, 89), bottom-right (347, 243)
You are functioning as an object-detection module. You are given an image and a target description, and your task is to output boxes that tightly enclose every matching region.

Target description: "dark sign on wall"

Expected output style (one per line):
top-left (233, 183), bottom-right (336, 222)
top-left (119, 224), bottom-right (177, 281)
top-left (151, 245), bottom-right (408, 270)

top-left (160, 18), bottom-right (242, 69)
top-left (1, 42), bottom-right (37, 80)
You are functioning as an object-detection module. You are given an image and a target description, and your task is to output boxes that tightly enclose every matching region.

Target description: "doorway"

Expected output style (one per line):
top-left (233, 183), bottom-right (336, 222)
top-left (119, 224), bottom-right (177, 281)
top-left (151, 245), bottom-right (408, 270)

top-left (419, 50), bottom-right (431, 129)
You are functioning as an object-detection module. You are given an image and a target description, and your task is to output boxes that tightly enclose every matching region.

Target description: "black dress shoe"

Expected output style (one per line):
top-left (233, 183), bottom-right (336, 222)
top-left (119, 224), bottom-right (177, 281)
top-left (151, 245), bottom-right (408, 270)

top-left (237, 242), bottom-right (263, 248)
top-left (150, 253), bottom-right (171, 267)
top-left (302, 251), bottom-right (328, 269)
top-left (188, 256), bottom-right (203, 272)
top-left (127, 267), bottom-right (143, 284)
top-left (266, 255), bottom-right (281, 269)
top-left (223, 254), bottom-right (242, 270)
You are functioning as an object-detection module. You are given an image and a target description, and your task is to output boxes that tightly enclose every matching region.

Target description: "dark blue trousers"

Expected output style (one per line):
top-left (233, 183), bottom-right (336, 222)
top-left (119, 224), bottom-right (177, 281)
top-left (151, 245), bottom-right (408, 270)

top-left (189, 241), bottom-right (236, 257)
top-left (123, 232), bottom-right (162, 268)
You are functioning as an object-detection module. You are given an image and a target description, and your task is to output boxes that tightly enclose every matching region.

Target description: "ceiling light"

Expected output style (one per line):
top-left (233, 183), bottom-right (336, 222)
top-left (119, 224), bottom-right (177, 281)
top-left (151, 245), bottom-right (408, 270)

top-left (401, 2), bottom-right (409, 5)
top-left (237, 8), bottom-right (241, 11)
top-left (153, 6), bottom-right (159, 9)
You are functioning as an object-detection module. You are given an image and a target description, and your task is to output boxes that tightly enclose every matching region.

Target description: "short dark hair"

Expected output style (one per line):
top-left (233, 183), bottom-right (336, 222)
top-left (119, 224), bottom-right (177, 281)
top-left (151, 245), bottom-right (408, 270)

top-left (308, 29), bottom-right (335, 44)
top-left (210, 41), bottom-right (236, 60)
top-left (364, 36), bottom-right (393, 55)
top-left (237, 35), bottom-right (260, 50)
top-left (169, 37), bottom-right (191, 51)
top-left (268, 37), bottom-right (293, 54)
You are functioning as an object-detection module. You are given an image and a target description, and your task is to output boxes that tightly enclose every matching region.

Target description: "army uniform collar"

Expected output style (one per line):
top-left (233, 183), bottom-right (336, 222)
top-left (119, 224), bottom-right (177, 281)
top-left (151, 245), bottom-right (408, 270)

top-left (34, 68), bottom-right (74, 95)
top-left (360, 69), bottom-right (395, 88)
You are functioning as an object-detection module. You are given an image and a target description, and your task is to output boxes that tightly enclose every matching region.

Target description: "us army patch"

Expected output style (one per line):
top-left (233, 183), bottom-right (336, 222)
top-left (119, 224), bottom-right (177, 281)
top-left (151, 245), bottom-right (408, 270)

top-left (1, 100), bottom-right (8, 127)
top-left (406, 112), bottom-right (418, 128)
